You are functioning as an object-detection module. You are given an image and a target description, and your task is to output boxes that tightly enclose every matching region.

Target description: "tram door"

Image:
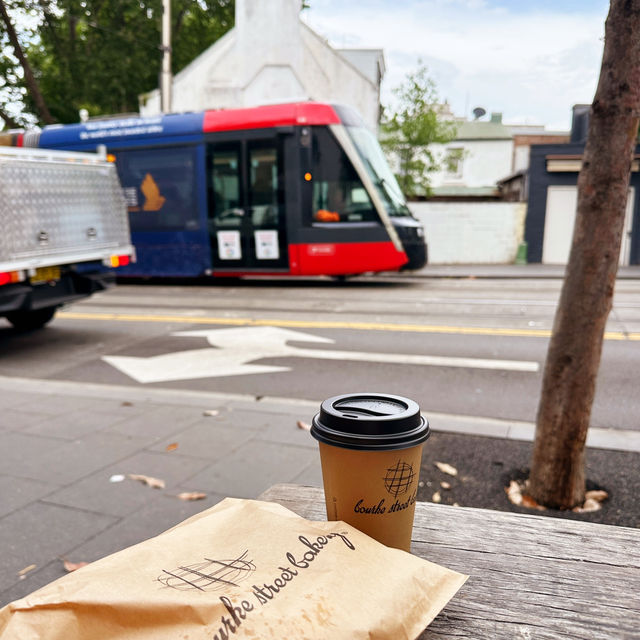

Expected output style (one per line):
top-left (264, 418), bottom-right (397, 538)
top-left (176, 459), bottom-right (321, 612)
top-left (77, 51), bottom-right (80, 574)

top-left (207, 137), bottom-right (288, 270)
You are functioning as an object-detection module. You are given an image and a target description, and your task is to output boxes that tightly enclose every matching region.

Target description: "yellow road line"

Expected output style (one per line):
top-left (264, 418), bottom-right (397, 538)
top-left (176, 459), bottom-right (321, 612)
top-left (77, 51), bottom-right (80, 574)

top-left (57, 310), bottom-right (640, 341)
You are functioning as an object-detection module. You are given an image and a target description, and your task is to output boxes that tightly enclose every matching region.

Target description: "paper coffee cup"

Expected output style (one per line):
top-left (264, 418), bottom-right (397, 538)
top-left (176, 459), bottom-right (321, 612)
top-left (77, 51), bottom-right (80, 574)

top-left (311, 393), bottom-right (430, 551)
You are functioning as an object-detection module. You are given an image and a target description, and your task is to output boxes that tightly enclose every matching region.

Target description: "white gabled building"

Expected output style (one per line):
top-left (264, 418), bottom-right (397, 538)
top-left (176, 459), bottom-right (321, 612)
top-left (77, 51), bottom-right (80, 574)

top-left (429, 112), bottom-right (514, 199)
top-left (139, 0), bottom-right (385, 132)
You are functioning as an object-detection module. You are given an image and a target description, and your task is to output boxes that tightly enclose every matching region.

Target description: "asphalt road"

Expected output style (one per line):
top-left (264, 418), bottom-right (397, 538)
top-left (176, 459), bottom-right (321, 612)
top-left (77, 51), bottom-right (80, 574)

top-left (1, 274), bottom-right (639, 432)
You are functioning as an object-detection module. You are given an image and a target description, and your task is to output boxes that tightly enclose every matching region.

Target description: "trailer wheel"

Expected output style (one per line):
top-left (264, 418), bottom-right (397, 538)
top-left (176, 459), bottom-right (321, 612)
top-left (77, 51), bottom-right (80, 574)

top-left (6, 307), bottom-right (57, 331)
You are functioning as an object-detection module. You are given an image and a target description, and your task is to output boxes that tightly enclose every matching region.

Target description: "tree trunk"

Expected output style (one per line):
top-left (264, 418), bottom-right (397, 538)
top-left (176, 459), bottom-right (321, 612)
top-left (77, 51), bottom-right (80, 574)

top-left (528, 0), bottom-right (640, 510)
top-left (0, 0), bottom-right (56, 125)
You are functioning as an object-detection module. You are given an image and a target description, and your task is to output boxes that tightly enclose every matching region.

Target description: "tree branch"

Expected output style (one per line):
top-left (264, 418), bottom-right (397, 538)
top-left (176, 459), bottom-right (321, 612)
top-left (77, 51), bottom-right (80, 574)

top-left (0, 104), bottom-right (21, 129)
top-left (0, 0), bottom-right (56, 124)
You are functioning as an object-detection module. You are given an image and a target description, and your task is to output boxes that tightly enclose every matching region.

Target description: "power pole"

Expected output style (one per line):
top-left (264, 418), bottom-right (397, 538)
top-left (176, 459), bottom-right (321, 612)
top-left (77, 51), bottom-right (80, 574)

top-left (160, 0), bottom-right (172, 113)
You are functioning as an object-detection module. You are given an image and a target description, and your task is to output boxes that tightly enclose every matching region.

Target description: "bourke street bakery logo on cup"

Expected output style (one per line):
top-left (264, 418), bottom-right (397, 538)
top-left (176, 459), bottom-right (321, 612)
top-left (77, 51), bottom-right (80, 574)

top-left (311, 393), bottom-right (430, 552)
top-left (354, 460), bottom-right (418, 516)
top-left (384, 460), bottom-right (417, 496)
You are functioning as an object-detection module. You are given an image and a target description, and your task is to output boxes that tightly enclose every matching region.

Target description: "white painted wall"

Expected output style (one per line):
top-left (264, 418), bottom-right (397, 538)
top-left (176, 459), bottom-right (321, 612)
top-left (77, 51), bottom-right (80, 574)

top-left (430, 138), bottom-right (514, 189)
top-left (409, 201), bottom-right (527, 264)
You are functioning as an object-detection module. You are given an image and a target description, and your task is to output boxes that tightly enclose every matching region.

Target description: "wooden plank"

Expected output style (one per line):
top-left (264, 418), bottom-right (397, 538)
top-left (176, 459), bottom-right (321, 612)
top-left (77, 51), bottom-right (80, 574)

top-left (259, 484), bottom-right (640, 640)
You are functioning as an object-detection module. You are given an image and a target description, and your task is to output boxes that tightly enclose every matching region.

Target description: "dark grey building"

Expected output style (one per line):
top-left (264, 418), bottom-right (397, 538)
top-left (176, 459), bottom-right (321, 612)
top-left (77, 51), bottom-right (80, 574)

top-left (525, 105), bottom-right (640, 265)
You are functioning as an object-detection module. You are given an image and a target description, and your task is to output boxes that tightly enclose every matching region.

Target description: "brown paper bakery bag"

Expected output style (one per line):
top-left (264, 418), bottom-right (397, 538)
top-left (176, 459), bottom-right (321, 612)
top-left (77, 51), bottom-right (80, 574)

top-left (0, 498), bottom-right (467, 639)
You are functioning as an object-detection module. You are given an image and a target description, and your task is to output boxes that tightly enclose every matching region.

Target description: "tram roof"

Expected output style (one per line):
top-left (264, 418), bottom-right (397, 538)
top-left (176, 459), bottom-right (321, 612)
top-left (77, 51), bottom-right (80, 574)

top-left (36, 102), bottom-right (342, 149)
top-left (203, 102), bottom-right (340, 132)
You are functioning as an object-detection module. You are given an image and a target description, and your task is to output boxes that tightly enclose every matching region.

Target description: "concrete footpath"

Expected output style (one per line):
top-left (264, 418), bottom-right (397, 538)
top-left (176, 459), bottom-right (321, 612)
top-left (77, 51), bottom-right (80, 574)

top-left (1, 373), bottom-right (639, 607)
top-left (398, 263), bottom-right (640, 280)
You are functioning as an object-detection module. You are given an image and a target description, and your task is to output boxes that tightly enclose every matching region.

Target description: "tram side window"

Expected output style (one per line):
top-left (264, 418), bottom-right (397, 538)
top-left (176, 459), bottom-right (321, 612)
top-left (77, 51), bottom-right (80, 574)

top-left (116, 147), bottom-right (198, 232)
top-left (249, 145), bottom-right (280, 227)
top-left (211, 148), bottom-right (242, 227)
top-left (310, 127), bottom-right (377, 224)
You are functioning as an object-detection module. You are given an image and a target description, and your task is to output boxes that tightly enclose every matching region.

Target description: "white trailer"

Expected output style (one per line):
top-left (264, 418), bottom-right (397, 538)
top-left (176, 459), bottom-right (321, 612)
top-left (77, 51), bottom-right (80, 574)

top-left (0, 145), bottom-right (134, 330)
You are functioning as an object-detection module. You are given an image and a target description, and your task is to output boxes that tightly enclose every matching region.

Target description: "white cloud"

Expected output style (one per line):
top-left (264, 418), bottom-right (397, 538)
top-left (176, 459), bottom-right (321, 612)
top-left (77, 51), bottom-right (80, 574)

top-left (302, 0), bottom-right (608, 130)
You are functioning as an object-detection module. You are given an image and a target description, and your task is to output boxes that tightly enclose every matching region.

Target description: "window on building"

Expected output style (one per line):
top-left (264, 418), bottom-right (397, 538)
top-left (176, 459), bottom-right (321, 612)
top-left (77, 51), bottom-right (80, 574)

top-left (444, 147), bottom-right (465, 178)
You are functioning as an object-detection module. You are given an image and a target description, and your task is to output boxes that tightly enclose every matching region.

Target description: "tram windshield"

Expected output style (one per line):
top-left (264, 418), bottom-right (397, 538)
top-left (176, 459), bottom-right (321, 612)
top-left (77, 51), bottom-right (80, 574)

top-left (345, 125), bottom-right (411, 217)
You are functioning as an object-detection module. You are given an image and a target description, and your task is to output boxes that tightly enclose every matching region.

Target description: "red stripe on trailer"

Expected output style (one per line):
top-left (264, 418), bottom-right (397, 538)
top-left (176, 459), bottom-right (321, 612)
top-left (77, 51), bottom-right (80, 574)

top-left (290, 241), bottom-right (408, 276)
top-left (203, 102), bottom-right (341, 132)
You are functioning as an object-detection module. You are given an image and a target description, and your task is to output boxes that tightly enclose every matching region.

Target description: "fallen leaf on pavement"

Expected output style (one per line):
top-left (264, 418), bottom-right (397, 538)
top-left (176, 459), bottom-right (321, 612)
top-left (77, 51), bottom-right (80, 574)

top-left (165, 442), bottom-right (179, 452)
top-left (121, 401), bottom-right (133, 407)
top-left (128, 474), bottom-right (165, 489)
top-left (435, 461), bottom-right (458, 476)
top-left (573, 498), bottom-right (602, 513)
top-left (109, 474), bottom-right (125, 483)
top-left (585, 490), bottom-right (609, 503)
top-left (505, 480), bottom-right (523, 505)
top-left (432, 491), bottom-right (442, 503)
top-left (440, 481), bottom-right (451, 490)
top-left (176, 492), bottom-right (207, 501)
top-left (203, 410), bottom-right (219, 417)
top-left (505, 479), bottom-right (546, 510)
top-left (18, 564), bottom-right (36, 577)
top-left (297, 421), bottom-right (311, 431)
top-left (61, 558), bottom-right (89, 572)
top-left (521, 494), bottom-right (546, 511)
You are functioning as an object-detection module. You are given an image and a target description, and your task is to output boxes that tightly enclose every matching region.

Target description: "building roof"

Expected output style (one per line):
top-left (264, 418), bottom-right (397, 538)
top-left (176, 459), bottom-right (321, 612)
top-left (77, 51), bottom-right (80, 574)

top-left (455, 120), bottom-right (512, 141)
top-left (431, 185), bottom-right (501, 197)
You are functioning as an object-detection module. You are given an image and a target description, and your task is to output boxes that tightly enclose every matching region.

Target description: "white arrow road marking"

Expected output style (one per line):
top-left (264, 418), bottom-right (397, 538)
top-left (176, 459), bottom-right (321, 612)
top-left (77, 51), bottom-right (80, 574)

top-left (102, 326), bottom-right (539, 384)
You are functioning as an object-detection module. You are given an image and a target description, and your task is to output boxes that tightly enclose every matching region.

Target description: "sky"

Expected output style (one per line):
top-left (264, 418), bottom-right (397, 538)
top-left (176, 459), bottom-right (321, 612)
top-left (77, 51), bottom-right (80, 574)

top-left (301, 0), bottom-right (611, 131)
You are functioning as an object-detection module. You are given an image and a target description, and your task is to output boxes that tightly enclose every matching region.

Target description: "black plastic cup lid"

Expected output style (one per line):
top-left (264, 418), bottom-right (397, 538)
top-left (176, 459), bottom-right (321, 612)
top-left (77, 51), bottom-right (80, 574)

top-left (311, 392), bottom-right (430, 451)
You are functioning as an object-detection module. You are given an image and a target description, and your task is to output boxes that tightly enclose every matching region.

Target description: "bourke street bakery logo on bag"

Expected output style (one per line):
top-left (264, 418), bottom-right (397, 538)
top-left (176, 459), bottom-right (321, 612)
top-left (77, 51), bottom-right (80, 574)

top-left (157, 532), bottom-right (355, 639)
top-left (0, 499), bottom-right (468, 639)
top-left (354, 459), bottom-right (418, 516)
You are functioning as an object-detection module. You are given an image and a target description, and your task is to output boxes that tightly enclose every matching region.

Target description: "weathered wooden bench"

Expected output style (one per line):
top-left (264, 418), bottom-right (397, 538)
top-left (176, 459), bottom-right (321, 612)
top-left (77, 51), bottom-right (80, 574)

top-left (259, 483), bottom-right (640, 639)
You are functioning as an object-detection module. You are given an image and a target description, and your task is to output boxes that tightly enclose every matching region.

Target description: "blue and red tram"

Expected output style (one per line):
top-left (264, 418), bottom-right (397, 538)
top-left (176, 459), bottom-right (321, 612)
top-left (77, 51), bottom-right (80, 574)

top-left (14, 102), bottom-right (427, 278)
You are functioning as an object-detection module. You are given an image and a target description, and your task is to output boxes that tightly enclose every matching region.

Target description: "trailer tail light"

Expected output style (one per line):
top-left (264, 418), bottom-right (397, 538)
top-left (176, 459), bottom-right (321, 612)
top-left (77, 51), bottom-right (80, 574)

top-left (0, 270), bottom-right (24, 286)
top-left (109, 254), bottom-right (131, 268)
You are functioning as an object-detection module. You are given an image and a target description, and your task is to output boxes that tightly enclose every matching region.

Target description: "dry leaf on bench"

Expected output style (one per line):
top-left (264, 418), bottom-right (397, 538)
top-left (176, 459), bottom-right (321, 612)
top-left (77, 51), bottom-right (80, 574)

top-left (62, 559), bottom-right (89, 573)
top-left (176, 492), bottom-right (207, 501)
top-left (432, 491), bottom-right (442, 503)
top-left (440, 481), bottom-right (451, 490)
top-left (128, 474), bottom-right (165, 489)
top-left (435, 461), bottom-right (458, 477)
top-left (165, 442), bottom-right (179, 452)
top-left (297, 420), bottom-right (311, 431)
